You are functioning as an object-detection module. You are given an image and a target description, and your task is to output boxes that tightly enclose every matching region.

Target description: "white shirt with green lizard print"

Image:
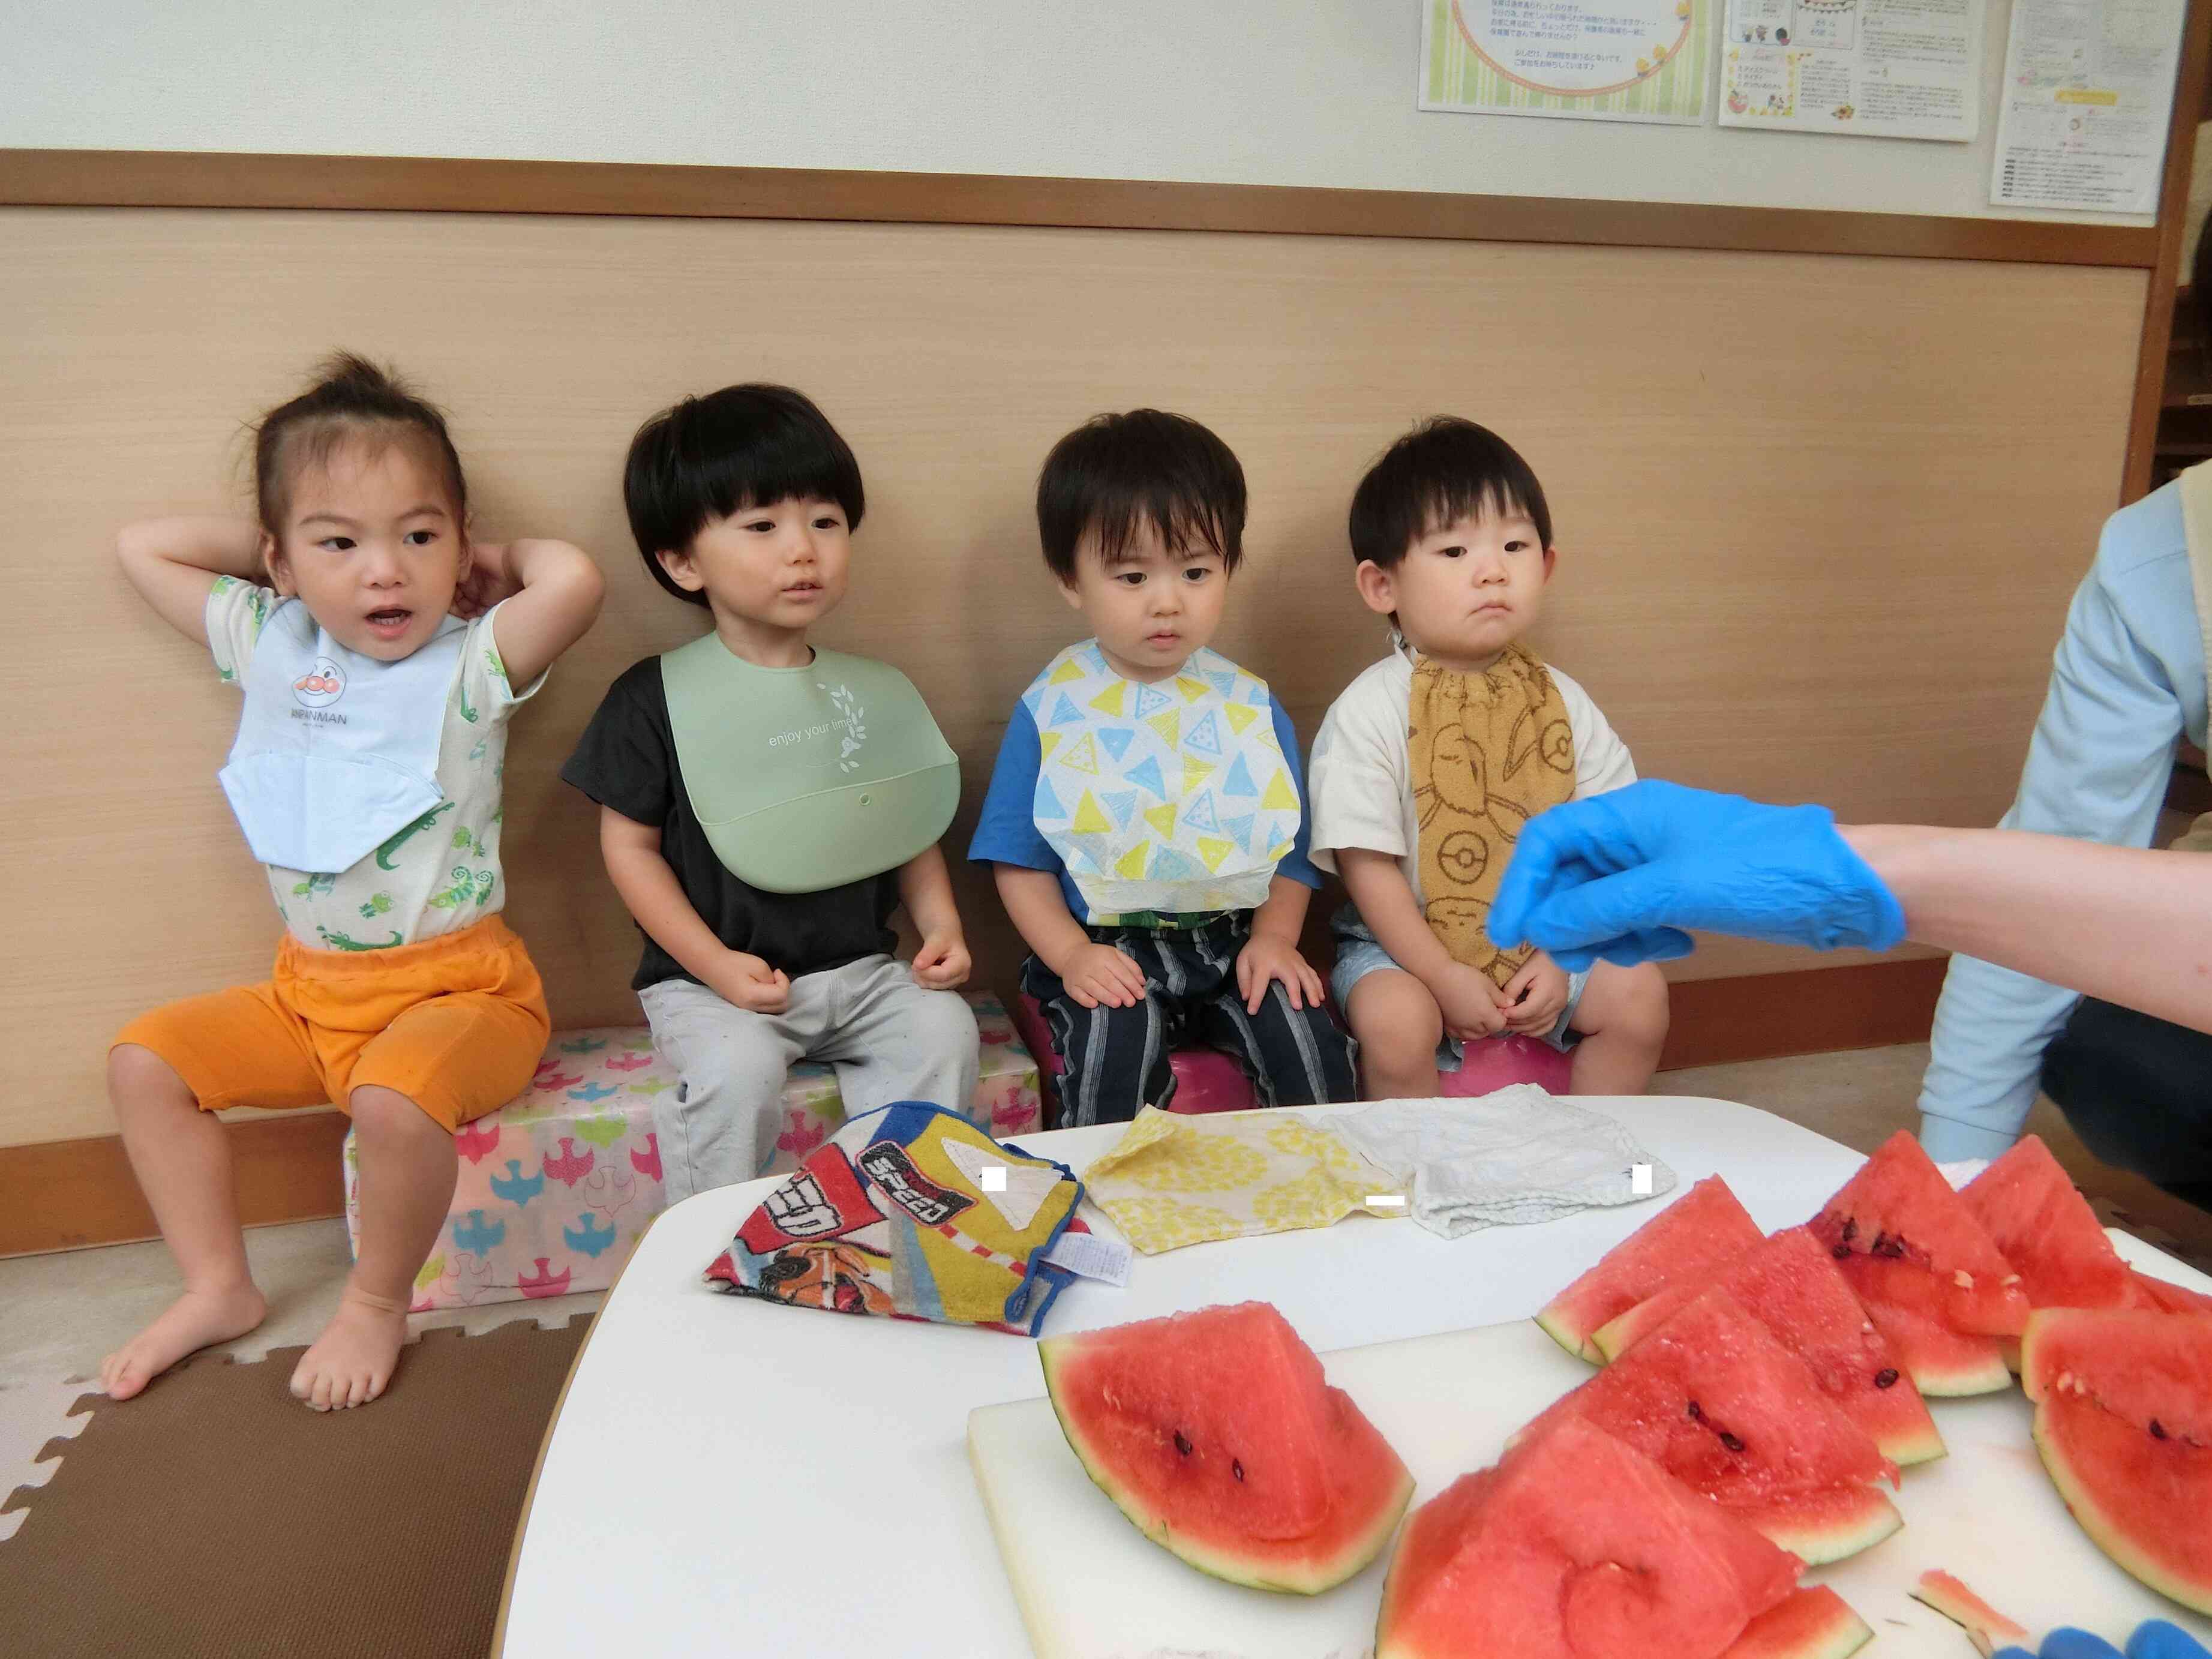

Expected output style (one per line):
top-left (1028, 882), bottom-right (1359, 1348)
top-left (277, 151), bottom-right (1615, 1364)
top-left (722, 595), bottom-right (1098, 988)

top-left (206, 577), bottom-right (545, 951)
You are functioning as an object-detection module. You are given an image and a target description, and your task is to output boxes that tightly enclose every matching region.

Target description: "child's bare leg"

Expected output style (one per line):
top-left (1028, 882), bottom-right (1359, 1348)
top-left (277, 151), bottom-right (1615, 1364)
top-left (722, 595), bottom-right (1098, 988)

top-left (1565, 962), bottom-right (1671, 1096)
top-left (1346, 970), bottom-right (1445, 1100)
top-left (100, 1045), bottom-right (269, 1400)
top-left (290, 1085), bottom-right (454, 1411)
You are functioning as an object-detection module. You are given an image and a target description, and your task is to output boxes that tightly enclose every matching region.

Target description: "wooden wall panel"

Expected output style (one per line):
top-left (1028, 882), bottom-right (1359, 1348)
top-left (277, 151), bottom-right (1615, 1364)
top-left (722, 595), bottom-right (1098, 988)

top-left (0, 206), bottom-right (2142, 1148)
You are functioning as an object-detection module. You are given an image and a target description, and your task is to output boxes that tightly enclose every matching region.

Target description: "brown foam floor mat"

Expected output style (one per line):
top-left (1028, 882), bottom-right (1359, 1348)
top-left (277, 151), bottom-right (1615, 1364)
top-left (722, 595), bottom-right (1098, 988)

top-left (0, 1316), bottom-right (590, 1659)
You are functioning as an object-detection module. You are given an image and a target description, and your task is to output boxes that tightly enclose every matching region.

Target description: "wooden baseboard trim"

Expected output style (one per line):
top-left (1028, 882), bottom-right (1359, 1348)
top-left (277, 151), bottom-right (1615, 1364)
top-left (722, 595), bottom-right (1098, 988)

top-left (0, 1112), bottom-right (349, 1259)
top-left (1658, 955), bottom-right (1949, 1071)
top-left (1, 956), bottom-right (1947, 1258)
top-left (0, 148), bottom-right (2158, 269)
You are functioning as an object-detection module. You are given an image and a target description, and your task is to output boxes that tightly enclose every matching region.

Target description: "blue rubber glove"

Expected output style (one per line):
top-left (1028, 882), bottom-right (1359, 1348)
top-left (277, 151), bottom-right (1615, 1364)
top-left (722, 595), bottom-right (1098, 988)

top-left (1994, 1622), bottom-right (2210, 1659)
top-left (1485, 779), bottom-right (1908, 972)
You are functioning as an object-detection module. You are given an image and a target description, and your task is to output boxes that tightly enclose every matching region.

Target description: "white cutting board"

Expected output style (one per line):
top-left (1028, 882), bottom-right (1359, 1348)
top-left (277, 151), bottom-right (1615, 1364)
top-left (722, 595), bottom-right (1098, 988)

top-left (970, 1233), bottom-right (2212, 1659)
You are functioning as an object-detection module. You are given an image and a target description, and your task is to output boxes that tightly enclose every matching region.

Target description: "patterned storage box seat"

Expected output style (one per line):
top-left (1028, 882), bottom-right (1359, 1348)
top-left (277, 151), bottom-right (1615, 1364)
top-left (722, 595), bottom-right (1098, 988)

top-left (345, 992), bottom-right (1043, 1311)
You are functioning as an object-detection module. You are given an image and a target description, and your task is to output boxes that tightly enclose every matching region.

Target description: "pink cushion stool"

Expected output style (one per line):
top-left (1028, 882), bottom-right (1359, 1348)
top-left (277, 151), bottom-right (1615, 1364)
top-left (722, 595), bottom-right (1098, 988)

top-left (1009, 991), bottom-right (1571, 1123)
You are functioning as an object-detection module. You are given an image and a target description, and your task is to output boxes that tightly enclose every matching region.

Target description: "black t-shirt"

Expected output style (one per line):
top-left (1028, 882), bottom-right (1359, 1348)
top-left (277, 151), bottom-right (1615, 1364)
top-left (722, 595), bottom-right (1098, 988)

top-left (561, 656), bottom-right (901, 991)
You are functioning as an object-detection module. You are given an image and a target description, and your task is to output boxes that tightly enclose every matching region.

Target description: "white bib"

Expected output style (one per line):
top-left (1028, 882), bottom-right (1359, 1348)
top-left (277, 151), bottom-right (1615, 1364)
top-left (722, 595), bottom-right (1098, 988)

top-left (218, 600), bottom-right (464, 875)
top-left (1021, 641), bottom-right (1300, 919)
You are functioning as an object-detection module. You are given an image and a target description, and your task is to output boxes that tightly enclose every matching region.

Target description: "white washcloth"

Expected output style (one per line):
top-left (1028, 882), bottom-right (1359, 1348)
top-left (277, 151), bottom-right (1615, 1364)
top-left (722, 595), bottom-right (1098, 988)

top-left (1331, 1086), bottom-right (1677, 1240)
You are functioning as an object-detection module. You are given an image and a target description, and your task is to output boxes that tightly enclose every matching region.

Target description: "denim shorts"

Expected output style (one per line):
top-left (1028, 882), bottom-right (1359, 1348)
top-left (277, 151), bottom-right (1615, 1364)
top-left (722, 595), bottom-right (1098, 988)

top-left (1328, 906), bottom-right (1586, 1063)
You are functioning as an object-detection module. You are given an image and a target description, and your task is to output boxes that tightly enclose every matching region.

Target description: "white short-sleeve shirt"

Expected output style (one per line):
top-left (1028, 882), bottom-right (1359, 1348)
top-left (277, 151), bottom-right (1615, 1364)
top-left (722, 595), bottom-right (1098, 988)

top-left (1306, 643), bottom-right (1635, 909)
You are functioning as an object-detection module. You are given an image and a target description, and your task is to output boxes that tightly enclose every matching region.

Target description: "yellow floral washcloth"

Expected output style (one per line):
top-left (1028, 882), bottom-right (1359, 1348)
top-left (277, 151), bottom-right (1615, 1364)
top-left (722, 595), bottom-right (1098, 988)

top-left (1082, 1108), bottom-right (1407, 1254)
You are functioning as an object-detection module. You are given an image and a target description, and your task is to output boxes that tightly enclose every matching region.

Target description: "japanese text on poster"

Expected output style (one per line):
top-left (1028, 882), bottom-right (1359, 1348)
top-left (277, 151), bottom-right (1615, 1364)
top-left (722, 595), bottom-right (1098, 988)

top-left (1719, 0), bottom-right (1983, 141)
top-left (1991, 0), bottom-right (2186, 212)
top-left (1422, 0), bottom-right (1712, 124)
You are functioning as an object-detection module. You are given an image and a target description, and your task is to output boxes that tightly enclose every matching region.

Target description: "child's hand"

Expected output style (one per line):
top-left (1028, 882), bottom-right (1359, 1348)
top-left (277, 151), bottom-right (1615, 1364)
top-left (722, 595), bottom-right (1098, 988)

top-left (710, 950), bottom-right (791, 1015)
top-left (451, 540), bottom-right (522, 620)
top-left (1056, 943), bottom-right (1149, 1010)
top-left (1500, 952), bottom-right (1570, 1037)
top-left (1235, 934), bottom-right (1324, 1015)
top-left (911, 932), bottom-right (971, 991)
top-left (1433, 961), bottom-right (1509, 1043)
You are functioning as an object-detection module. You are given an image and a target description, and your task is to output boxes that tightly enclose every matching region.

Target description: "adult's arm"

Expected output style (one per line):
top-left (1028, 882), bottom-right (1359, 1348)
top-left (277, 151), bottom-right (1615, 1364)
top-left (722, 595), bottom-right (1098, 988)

top-left (1917, 511), bottom-right (2199, 1159)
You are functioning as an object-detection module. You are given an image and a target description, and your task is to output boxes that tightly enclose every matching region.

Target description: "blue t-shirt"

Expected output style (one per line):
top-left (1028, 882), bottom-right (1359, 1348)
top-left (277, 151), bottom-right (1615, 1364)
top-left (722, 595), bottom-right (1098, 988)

top-left (968, 689), bottom-right (1322, 926)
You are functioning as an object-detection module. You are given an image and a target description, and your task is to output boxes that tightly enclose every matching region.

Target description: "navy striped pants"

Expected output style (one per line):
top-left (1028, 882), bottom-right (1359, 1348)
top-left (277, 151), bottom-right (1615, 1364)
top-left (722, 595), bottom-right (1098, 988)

top-left (1021, 913), bottom-right (1358, 1129)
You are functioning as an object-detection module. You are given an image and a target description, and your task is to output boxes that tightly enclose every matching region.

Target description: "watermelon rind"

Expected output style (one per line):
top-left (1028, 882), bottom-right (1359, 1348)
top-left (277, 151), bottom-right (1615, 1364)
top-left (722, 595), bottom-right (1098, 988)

top-left (1730, 1482), bottom-right (1902, 1569)
top-left (1039, 1310), bottom-right (1415, 1595)
top-left (1843, 1268), bottom-right (2014, 1397)
top-left (1722, 1587), bottom-right (1874, 1659)
top-left (1909, 1568), bottom-right (2028, 1655)
top-left (2031, 1390), bottom-right (2212, 1618)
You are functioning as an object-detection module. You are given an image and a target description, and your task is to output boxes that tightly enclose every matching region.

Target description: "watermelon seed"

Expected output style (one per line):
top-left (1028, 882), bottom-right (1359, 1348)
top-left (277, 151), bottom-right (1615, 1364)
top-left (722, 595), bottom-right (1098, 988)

top-left (1840, 1219), bottom-right (1857, 1244)
top-left (1232, 1459), bottom-right (1245, 1482)
top-left (1875, 1368), bottom-right (1899, 1389)
top-left (1719, 1431), bottom-right (1746, 1453)
top-left (1832, 1244), bottom-right (1853, 1260)
top-left (2150, 1420), bottom-right (2169, 1440)
top-left (1686, 1400), bottom-right (1705, 1422)
top-left (1174, 1430), bottom-right (1192, 1457)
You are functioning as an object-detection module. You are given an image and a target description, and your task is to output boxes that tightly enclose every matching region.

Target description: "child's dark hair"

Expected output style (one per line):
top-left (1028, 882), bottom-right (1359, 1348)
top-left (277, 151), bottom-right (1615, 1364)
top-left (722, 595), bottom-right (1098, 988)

top-left (1348, 417), bottom-right (1551, 570)
top-left (1036, 409), bottom-right (1245, 582)
top-left (253, 352), bottom-right (467, 536)
top-left (623, 383), bottom-right (865, 608)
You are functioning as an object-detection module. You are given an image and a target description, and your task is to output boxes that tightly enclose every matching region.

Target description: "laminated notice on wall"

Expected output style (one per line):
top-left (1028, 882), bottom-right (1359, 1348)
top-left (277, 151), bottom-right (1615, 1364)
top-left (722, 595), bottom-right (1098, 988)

top-left (1719, 0), bottom-right (1984, 141)
top-left (1421, 0), bottom-right (1713, 125)
top-left (1989, 0), bottom-right (2186, 213)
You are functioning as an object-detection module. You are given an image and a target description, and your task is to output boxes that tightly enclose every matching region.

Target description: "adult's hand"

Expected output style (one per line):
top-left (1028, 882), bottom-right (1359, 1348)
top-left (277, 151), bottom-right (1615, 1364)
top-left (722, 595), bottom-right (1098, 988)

top-left (1486, 780), bottom-right (1907, 971)
top-left (1994, 1622), bottom-right (2210, 1659)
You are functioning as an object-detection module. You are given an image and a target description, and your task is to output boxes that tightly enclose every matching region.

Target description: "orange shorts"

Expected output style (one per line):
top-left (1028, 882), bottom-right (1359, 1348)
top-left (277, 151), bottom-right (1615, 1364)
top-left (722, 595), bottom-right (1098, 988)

top-left (113, 915), bottom-right (551, 1133)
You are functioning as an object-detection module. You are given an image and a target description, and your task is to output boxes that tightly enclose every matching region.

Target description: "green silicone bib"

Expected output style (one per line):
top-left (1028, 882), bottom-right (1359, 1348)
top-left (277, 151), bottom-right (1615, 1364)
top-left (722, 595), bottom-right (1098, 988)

top-left (660, 636), bottom-right (960, 893)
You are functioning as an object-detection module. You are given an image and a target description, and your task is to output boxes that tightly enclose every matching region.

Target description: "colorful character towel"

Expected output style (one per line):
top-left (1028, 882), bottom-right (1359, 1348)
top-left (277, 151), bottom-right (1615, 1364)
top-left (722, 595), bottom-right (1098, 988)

top-left (1082, 1107), bottom-right (1406, 1254)
top-left (706, 1102), bottom-right (1084, 1334)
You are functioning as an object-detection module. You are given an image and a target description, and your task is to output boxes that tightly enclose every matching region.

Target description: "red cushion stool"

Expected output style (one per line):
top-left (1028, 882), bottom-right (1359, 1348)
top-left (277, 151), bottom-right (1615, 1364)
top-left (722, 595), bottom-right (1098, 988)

top-left (1009, 991), bottom-right (1572, 1124)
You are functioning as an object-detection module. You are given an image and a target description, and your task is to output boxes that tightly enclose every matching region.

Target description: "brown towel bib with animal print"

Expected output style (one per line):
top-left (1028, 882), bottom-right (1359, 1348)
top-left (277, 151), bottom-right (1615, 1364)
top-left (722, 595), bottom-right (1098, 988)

top-left (1409, 643), bottom-right (1575, 986)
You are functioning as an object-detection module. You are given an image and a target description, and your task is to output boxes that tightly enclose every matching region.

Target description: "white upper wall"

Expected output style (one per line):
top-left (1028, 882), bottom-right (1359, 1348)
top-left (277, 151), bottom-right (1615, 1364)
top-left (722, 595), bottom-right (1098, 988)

top-left (0, 0), bottom-right (2153, 227)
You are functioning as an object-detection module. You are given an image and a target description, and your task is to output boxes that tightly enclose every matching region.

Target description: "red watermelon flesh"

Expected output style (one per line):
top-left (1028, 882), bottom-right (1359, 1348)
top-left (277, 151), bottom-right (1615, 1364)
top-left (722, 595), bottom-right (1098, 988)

top-left (1838, 1272), bottom-right (2013, 1396)
top-left (1595, 1227), bottom-right (1945, 1467)
top-left (2021, 1309), bottom-right (2212, 1615)
top-left (1375, 1416), bottom-right (1805, 1659)
top-left (1039, 1301), bottom-right (1414, 1593)
top-left (1961, 1135), bottom-right (2132, 1311)
top-left (1517, 1289), bottom-right (1901, 1564)
top-left (2130, 1270), bottom-right (2212, 1316)
top-left (1809, 1132), bottom-right (2029, 1338)
top-left (2021, 1307), bottom-right (2212, 1441)
top-left (1722, 1587), bottom-right (1873, 1659)
top-left (1536, 1176), bottom-right (1766, 1361)
top-left (2033, 1387), bottom-right (2212, 1618)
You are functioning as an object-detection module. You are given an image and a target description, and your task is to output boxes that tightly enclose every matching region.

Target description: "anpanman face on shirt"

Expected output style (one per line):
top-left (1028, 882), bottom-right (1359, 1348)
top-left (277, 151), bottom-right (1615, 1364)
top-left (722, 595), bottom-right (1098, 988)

top-left (658, 495), bottom-right (852, 666)
top-left (1060, 520), bottom-right (1229, 683)
top-left (1357, 506), bottom-right (1556, 673)
top-left (263, 439), bottom-right (470, 662)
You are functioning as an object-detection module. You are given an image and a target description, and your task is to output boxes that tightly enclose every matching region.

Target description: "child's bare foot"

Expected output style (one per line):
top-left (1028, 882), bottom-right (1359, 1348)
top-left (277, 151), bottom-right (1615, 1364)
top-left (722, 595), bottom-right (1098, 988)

top-left (289, 1288), bottom-right (408, 1411)
top-left (101, 1282), bottom-right (268, 1401)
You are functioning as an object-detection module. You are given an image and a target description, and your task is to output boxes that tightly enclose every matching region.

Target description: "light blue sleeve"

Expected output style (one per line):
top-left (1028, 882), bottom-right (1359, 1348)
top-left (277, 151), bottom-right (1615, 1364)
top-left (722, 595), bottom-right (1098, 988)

top-left (1270, 698), bottom-right (1323, 890)
top-left (1917, 491), bottom-right (2204, 1161)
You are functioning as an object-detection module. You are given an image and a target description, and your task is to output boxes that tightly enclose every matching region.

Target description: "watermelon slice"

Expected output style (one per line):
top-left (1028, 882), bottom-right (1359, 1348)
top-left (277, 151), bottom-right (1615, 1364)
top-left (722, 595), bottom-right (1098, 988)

top-left (2021, 1308), bottom-right (2212, 1616)
top-left (2130, 1270), bottom-right (2212, 1316)
top-left (1960, 1135), bottom-right (2132, 1312)
top-left (1037, 1301), bottom-right (1413, 1593)
top-left (1807, 1131), bottom-right (2028, 1395)
top-left (1376, 1416), bottom-right (1809, 1659)
top-left (1535, 1176), bottom-right (1766, 1361)
top-left (1910, 1568), bottom-right (2027, 1657)
top-left (1593, 1227), bottom-right (1945, 1468)
top-left (1517, 1289), bottom-right (1902, 1564)
top-left (1724, 1588), bottom-right (1874, 1659)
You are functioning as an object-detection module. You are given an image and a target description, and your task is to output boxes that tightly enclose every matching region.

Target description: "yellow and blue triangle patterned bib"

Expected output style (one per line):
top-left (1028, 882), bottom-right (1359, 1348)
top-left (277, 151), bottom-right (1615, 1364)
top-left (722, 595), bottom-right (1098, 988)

top-left (1019, 641), bottom-right (1299, 920)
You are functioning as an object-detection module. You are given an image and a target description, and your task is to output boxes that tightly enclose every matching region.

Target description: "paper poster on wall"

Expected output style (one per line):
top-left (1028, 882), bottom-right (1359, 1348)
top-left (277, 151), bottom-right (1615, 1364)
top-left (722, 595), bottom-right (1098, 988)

top-left (1421, 0), bottom-right (1713, 124)
top-left (1718, 0), bottom-right (1983, 141)
top-left (1989, 0), bottom-right (2186, 212)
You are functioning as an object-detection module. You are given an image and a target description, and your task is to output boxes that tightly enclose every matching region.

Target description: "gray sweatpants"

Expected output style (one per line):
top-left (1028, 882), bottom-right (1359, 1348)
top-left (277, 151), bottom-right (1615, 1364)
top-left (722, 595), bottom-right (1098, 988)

top-left (637, 955), bottom-right (980, 1204)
